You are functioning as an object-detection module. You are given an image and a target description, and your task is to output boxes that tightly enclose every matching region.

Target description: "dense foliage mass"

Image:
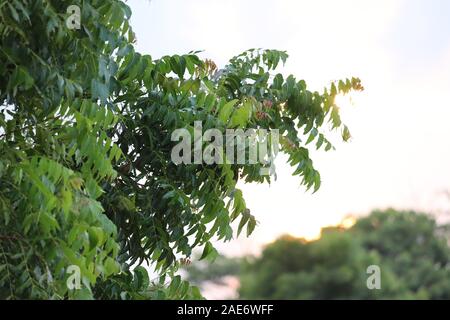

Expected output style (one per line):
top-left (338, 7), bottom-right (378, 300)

top-left (186, 210), bottom-right (450, 299)
top-left (0, 0), bottom-right (361, 299)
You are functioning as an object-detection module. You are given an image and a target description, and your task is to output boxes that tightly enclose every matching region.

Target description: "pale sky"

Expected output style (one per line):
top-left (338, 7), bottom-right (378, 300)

top-left (128, 0), bottom-right (450, 255)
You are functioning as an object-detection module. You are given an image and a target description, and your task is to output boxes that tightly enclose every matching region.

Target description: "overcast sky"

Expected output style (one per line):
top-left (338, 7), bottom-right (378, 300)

top-left (128, 0), bottom-right (450, 255)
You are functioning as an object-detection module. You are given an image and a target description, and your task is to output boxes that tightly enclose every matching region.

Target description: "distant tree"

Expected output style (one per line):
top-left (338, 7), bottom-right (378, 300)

top-left (239, 231), bottom-right (402, 299)
top-left (234, 210), bottom-right (450, 299)
top-left (351, 209), bottom-right (450, 299)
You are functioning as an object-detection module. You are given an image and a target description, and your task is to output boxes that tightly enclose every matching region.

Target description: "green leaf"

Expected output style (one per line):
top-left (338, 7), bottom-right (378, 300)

top-left (218, 99), bottom-right (238, 124)
top-left (104, 257), bottom-right (120, 276)
top-left (306, 128), bottom-right (318, 145)
top-left (8, 3), bottom-right (20, 22)
top-left (230, 100), bottom-right (252, 128)
top-left (169, 275), bottom-right (181, 297)
top-left (133, 266), bottom-right (149, 290)
top-left (316, 133), bottom-right (325, 149)
top-left (237, 209), bottom-right (251, 237)
top-left (342, 125), bottom-right (351, 142)
top-left (91, 79), bottom-right (109, 102)
top-left (247, 215), bottom-right (257, 236)
top-left (200, 242), bottom-right (218, 262)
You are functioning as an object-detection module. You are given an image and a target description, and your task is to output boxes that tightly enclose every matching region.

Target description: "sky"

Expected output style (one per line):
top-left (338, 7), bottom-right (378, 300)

top-left (127, 0), bottom-right (450, 255)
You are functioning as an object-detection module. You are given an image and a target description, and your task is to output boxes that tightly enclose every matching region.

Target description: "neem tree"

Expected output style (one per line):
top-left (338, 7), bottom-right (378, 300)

top-left (0, 0), bottom-right (362, 299)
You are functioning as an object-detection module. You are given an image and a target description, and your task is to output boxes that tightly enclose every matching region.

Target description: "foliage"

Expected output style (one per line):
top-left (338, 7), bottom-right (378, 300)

top-left (235, 210), bottom-right (450, 299)
top-left (0, 0), bottom-right (361, 299)
top-left (352, 209), bottom-right (450, 299)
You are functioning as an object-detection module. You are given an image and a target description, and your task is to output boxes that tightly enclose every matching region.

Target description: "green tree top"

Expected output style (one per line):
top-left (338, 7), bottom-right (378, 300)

top-left (237, 210), bottom-right (450, 300)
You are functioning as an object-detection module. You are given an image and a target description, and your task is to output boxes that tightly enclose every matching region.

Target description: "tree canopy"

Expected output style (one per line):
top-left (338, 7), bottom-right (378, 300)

top-left (0, 0), bottom-right (362, 299)
top-left (231, 210), bottom-right (450, 299)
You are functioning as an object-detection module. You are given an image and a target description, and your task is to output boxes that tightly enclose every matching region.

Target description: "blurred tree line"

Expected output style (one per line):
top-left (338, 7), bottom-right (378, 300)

top-left (184, 209), bottom-right (450, 299)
